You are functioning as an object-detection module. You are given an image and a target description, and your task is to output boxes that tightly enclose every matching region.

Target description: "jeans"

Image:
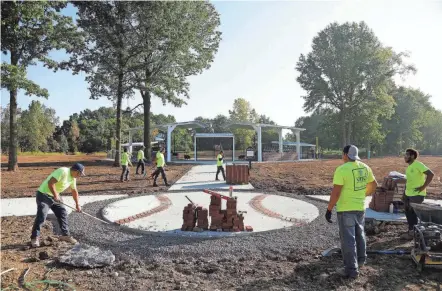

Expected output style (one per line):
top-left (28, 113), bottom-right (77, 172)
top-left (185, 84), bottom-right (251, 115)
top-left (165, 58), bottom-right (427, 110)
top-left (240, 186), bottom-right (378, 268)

top-left (403, 195), bottom-right (424, 230)
top-left (216, 166), bottom-right (225, 180)
top-left (121, 165), bottom-right (130, 181)
top-left (337, 211), bottom-right (366, 277)
top-left (136, 159), bottom-right (145, 174)
top-left (153, 167), bottom-right (167, 184)
top-left (31, 191), bottom-right (69, 238)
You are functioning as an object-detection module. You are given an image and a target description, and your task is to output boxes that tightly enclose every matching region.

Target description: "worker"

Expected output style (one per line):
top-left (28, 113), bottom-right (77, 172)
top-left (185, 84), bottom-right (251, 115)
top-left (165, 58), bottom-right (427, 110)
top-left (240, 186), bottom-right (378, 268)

top-left (120, 147), bottom-right (132, 182)
top-left (215, 150), bottom-right (226, 181)
top-left (30, 163), bottom-right (85, 247)
top-left (153, 147), bottom-right (170, 187)
top-left (136, 146), bottom-right (146, 175)
top-left (325, 145), bottom-right (378, 279)
top-left (401, 148), bottom-right (434, 240)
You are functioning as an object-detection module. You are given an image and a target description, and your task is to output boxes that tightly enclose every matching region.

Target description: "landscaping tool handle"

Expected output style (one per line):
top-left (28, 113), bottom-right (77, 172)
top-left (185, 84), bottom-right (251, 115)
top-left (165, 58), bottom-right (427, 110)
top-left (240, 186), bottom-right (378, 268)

top-left (58, 201), bottom-right (111, 225)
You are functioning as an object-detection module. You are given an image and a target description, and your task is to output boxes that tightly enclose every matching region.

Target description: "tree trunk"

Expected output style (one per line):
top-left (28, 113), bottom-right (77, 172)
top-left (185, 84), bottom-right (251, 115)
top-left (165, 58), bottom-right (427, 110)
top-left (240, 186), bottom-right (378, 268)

top-left (341, 109), bottom-right (347, 147)
top-left (113, 71), bottom-right (123, 167)
top-left (143, 91), bottom-right (152, 163)
top-left (8, 50), bottom-right (19, 171)
top-left (347, 121), bottom-right (352, 145)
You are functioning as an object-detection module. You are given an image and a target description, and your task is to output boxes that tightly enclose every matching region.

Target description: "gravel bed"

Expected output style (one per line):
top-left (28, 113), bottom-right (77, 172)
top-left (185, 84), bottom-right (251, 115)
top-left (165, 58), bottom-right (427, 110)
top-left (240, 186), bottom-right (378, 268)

top-left (68, 192), bottom-right (338, 263)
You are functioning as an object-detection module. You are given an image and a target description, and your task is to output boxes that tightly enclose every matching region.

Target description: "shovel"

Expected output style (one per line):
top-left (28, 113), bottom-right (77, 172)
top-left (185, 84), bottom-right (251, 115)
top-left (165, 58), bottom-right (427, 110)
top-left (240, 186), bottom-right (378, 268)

top-left (57, 201), bottom-right (112, 225)
top-left (322, 246), bottom-right (410, 257)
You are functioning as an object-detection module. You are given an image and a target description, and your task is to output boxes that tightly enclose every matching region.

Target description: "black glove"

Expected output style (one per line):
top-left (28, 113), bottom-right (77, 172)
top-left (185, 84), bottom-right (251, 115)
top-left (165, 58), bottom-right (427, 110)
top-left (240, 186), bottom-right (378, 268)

top-left (325, 209), bottom-right (333, 223)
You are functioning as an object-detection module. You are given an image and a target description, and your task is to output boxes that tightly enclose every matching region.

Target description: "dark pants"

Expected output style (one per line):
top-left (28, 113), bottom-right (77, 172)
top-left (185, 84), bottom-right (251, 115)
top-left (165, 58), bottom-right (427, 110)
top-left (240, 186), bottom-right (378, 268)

top-left (403, 195), bottom-right (425, 230)
top-left (337, 211), bottom-right (366, 277)
top-left (136, 159), bottom-right (145, 174)
top-left (216, 166), bottom-right (225, 180)
top-left (121, 165), bottom-right (130, 181)
top-left (31, 191), bottom-right (69, 239)
top-left (153, 167), bottom-right (167, 184)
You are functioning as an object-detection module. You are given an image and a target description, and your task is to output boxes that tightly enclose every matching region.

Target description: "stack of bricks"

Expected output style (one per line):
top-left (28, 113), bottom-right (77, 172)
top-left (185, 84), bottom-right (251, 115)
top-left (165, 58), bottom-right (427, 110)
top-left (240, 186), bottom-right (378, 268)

top-left (181, 203), bottom-right (196, 231)
top-left (209, 195), bottom-right (246, 232)
top-left (369, 177), bottom-right (405, 212)
top-left (209, 195), bottom-right (223, 230)
top-left (196, 206), bottom-right (209, 230)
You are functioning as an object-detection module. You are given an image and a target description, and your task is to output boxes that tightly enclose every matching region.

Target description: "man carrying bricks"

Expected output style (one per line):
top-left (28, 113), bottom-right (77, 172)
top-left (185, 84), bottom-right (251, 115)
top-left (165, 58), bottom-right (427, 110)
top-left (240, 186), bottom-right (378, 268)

top-left (153, 147), bottom-right (170, 187)
top-left (215, 150), bottom-right (226, 181)
top-left (325, 145), bottom-right (378, 279)
top-left (30, 163), bottom-right (85, 247)
top-left (400, 148), bottom-right (434, 240)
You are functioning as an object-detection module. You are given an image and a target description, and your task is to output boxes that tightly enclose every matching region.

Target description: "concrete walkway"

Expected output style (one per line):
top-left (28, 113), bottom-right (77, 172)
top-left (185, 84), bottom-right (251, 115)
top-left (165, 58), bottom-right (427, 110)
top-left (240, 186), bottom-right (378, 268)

top-left (168, 164), bottom-right (254, 191)
top-left (102, 191), bottom-right (319, 237)
top-left (1, 194), bottom-right (127, 217)
top-left (306, 195), bottom-right (442, 222)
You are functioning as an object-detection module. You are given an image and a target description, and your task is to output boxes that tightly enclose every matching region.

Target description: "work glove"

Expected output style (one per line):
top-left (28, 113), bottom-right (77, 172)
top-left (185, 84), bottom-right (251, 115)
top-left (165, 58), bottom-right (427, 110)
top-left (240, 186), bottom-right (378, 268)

top-left (325, 209), bottom-right (333, 223)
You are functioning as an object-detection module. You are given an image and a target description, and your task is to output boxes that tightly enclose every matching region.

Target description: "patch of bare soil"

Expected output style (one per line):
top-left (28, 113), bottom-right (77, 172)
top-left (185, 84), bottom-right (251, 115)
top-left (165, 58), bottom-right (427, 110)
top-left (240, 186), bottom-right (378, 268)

top-left (250, 156), bottom-right (442, 198)
top-left (1, 154), bottom-right (192, 198)
top-left (1, 216), bottom-right (441, 291)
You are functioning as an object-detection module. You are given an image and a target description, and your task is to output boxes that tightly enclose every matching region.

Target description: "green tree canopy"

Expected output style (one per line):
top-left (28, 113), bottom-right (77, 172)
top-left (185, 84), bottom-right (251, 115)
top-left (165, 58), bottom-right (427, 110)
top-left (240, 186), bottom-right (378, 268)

top-left (296, 21), bottom-right (415, 147)
top-left (1, 1), bottom-right (83, 170)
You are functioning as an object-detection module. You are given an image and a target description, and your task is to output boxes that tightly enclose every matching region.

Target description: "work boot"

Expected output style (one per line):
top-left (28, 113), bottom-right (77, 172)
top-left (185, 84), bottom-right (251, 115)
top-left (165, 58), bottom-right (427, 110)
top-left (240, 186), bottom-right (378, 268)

top-left (31, 237), bottom-right (40, 248)
top-left (59, 236), bottom-right (78, 244)
top-left (165, 182), bottom-right (170, 187)
top-left (153, 182), bottom-right (158, 187)
top-left (336, 267), bottom-right (358, 279)
top-left (400, 230), bottom-right (414, 240)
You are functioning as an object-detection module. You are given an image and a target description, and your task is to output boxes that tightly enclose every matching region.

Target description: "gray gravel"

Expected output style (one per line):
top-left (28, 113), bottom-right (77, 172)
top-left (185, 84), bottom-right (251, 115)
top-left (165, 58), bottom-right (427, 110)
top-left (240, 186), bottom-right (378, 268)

top-left (68, 192), bottom-right (339, 263)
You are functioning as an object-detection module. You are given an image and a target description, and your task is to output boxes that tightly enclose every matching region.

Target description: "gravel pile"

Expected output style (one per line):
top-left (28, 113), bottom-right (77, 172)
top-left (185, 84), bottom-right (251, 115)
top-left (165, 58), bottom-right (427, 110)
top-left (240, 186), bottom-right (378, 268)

top-left (68, 192), bottom-right (339, 264)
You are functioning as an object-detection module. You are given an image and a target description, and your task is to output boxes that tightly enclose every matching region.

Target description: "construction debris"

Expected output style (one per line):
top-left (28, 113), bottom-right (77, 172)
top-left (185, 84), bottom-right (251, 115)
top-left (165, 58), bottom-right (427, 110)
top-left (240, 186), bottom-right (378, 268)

top-left (58, 244), bottom-right (115, 268)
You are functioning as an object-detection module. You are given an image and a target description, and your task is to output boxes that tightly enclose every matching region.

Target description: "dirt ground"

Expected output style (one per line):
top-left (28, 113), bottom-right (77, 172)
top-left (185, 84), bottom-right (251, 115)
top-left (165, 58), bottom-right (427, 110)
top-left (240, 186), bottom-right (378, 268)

top-left (1, 217), bottom-right (441, 291)
top-left (1, 154), bottom-right (193, 198)
top-left (250, 156), bottom-right (442, 198)
top-left (1, 155), bottom-right (442, 290)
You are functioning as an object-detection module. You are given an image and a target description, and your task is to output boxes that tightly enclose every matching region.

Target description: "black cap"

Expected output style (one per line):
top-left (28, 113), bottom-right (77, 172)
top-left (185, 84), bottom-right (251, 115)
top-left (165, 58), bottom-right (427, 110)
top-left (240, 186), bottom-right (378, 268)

top-left (72, 163), bottom-right (85, 176)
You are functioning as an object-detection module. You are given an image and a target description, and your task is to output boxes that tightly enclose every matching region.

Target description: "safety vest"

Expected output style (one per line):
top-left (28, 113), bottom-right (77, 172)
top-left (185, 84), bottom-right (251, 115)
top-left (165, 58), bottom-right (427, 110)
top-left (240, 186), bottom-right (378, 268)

top-left (217, 154), bottom-right (223, 166)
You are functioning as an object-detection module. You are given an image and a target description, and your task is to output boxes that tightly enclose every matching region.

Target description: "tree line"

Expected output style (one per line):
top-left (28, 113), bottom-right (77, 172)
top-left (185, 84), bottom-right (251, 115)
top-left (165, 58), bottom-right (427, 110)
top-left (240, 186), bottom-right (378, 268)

top-left (291, 21), bottom-right (442, 156)
top-left (2, 2), bottom-right (441, 172)
top-left (0, 97), bottom-right (277, 155)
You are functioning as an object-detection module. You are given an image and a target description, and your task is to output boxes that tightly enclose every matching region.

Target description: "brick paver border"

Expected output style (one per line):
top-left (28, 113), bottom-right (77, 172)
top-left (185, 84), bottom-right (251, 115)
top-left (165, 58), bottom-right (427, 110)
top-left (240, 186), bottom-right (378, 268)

top-left (248, 194), bottom-right (305, 226)
top-left (114, 195), bottom-right (172, 225)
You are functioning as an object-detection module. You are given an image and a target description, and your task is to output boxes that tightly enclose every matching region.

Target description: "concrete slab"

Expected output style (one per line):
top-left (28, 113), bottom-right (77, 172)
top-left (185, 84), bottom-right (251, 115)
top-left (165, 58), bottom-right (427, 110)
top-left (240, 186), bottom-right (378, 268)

top-left (168, 165), bottom-right (254, 191)
top-left (1, 195), bottom-right (127, 217)
top-left (102, 192), bottom-right (319, 237)
top-left (306, 195), bottom-right (442, 222)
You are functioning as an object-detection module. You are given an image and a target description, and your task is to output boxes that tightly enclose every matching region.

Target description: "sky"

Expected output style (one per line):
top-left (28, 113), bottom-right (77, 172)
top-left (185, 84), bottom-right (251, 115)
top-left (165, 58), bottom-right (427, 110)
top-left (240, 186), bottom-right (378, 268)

top-left (2, 0), bottom-right (442, 130)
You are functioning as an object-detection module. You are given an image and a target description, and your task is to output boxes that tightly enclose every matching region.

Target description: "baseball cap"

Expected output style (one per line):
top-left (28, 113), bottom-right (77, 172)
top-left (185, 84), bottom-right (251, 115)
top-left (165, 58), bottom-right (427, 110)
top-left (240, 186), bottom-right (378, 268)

top-left (72, 163), bottom-right (86, 176)
top-left (344, 145), bottom-right (361, 161)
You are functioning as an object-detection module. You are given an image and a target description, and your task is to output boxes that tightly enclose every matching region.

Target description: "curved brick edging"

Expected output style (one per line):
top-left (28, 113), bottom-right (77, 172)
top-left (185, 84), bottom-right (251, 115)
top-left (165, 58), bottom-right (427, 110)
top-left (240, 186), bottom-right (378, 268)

top-left (114, 194), bottom-right (172, 225)
top-left (248, 194), bottom-right (305, 226)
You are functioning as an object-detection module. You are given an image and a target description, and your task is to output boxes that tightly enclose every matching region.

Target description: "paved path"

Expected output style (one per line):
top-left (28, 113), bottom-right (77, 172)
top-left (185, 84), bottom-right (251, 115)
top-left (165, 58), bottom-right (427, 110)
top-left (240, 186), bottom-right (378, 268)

top-left (306, 195), bottom-right (442, 222)
top-left (168, 164), bottom-right (254, 191)
top-left (102, 191), bottom-right (319, 237)
top-left (1, 194), bottom-right (127, 217)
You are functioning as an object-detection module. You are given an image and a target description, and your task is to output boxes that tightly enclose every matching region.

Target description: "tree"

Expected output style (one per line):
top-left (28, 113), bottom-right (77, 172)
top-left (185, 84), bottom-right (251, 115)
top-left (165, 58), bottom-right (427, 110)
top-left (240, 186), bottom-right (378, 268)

top-left (229, 98), bottom-right (259, 149)
top-left (1, 1), bottom-right (83, 170)
top-left (381, 87), bottom-right (433, 154)
top-left (296, 21), bottom-right (415, 147)
top-left (73, 1), bottom-right (139, 166)
top-left (18, 100), bottom-right (58, 152)
top-left (130, 1), bottom-right (222, 162)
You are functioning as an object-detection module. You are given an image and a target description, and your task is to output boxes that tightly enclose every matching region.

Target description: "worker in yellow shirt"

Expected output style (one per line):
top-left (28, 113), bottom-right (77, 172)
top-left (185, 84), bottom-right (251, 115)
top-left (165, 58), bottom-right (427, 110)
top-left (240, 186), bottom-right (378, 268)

top-left (215, 150), bottom-right (226, 181)
top-left (400, 148), bottom-right (434, 240)
top-left (326, 145), bottom-right (378, 279)
top-left (136, 146), bottom-right (146, 175)
top-left (31, 163), bottom-right (85, 247)
top-left (153, 148), bottom-right (170, 187)
top-left (120, 147), bottom-right (133, 182)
